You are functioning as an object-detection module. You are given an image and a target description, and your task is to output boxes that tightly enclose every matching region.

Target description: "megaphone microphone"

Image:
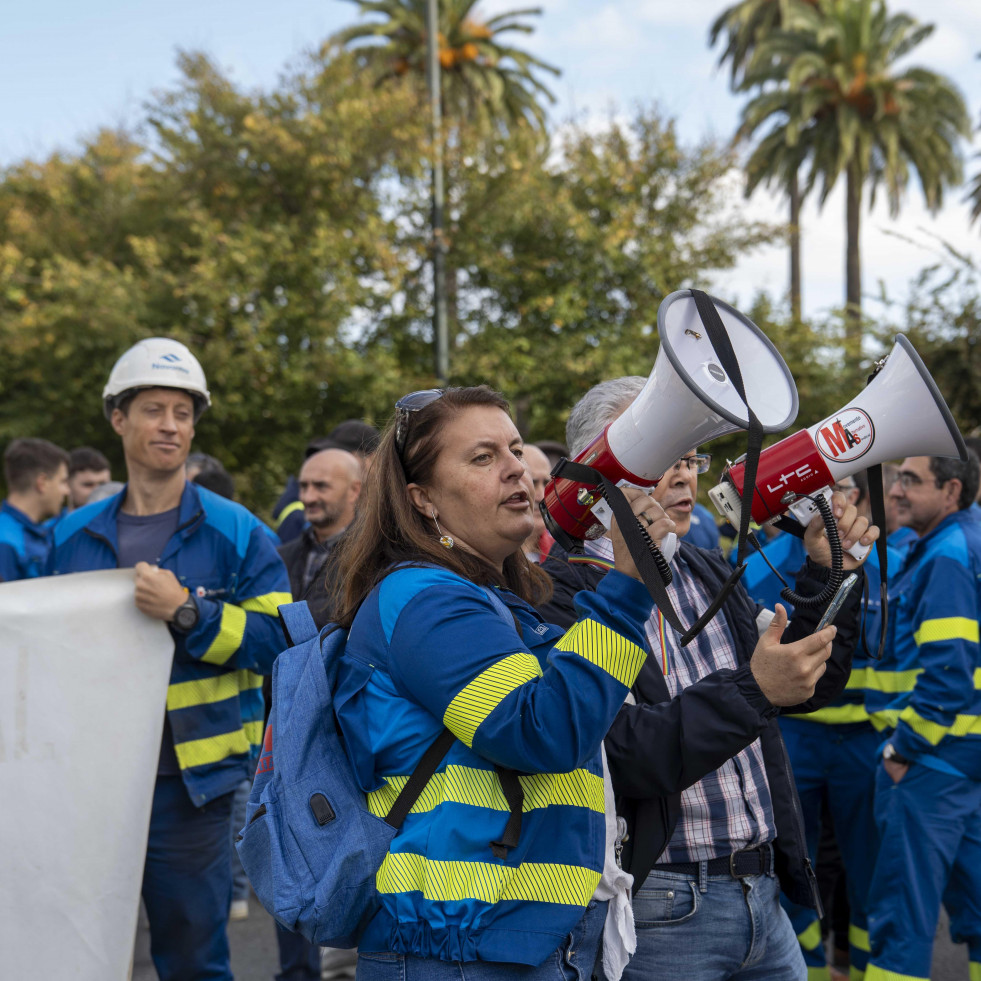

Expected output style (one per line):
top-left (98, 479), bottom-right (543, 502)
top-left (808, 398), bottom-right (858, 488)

top-left (541, 290), bottom-right (800, 552)
top-left (708, 334), bottom-right (967, 553)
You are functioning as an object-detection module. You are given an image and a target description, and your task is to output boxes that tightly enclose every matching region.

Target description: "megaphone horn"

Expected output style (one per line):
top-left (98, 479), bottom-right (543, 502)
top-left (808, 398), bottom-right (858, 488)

top-left (708, 334), bottom-right (967, 541)
top-left (542, 290), bottom-right (799, 550)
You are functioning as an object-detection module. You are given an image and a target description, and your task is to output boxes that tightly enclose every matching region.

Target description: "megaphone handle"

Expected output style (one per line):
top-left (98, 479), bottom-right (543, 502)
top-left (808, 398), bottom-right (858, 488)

top-left (777, 493), bottom-right (845, 611)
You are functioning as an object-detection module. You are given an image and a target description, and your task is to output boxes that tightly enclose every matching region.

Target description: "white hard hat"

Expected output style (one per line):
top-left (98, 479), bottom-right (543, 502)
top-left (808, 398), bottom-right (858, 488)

top-left (102, 337), bottom-right (212, 419)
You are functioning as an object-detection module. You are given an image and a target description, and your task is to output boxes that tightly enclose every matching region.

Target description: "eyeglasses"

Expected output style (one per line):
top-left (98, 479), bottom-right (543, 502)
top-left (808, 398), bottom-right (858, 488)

top-left (394, 389), bottom-right (444, 458)
top-left (893, 471), bottom-right (944, 491)
top-left (672, 453), bottom-right (712, 475)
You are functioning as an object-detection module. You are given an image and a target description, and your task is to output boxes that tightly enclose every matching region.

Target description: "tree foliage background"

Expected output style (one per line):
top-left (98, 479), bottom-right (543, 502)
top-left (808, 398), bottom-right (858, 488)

top-left (1, 31), bottom-right (977, 511)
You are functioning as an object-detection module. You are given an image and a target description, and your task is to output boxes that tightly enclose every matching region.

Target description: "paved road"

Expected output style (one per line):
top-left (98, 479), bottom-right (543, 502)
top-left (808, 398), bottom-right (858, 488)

top-left (132, 899), bottom-right (970, 980)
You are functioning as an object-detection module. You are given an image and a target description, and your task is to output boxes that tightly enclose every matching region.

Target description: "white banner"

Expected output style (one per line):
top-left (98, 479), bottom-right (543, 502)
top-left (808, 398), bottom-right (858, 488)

top-left (0, 569), bottom-right (174, 981)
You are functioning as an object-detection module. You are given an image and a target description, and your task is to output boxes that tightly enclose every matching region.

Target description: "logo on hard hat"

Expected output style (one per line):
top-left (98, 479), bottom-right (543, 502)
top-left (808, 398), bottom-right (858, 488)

top-left (159, 353), bottom-right (182, 363)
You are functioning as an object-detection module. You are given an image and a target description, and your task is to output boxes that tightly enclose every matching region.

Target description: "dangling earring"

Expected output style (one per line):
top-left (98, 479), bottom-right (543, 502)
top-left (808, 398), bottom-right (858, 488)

top-left (431, 508), bottom-right (454, 549)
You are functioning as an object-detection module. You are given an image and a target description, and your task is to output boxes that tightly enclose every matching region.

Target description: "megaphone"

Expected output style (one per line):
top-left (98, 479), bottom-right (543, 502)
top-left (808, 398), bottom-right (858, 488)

top-left (541, 289), bottom-right (800, 551)
top-left (707, 334), bottom-right (967, 550)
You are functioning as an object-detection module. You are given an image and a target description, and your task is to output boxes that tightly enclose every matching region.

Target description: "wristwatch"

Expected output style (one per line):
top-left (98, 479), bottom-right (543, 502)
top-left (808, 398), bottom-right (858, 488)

top-left (171, 593), bottom-right (200, 633)
top-left (883, 743), bottom-right (911, 766)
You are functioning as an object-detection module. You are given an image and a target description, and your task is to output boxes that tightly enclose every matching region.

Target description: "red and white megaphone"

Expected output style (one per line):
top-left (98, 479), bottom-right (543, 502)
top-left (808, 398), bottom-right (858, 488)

top-left (542, 290), bottom-right (799, 551)
top-left (707, 334), bottom-right (967, 554)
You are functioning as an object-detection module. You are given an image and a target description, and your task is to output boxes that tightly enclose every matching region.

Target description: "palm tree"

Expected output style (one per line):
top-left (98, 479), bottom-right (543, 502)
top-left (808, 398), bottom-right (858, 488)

top-left (710, 0), bottom-right (817, 319)
top-left (739, 0), bottom-right (969, 352)
top-left (331, 0), bottom-right (559, 135)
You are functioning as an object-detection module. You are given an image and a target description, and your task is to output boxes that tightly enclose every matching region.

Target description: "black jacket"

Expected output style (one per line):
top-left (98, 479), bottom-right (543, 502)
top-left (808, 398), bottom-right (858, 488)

top-left (276, 530), bottom-right (343, 630)
top-left (537, 542), bottom-right (863, 909)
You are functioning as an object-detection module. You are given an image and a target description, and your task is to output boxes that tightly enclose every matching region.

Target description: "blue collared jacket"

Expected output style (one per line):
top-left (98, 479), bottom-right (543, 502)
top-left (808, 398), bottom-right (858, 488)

top-left (0, 500), bottom-right (51, 580)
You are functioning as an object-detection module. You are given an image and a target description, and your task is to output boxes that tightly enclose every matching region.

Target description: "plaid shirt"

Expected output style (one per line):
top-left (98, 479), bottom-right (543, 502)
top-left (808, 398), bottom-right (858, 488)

top-left (585, 538), bottom-right (776, 863)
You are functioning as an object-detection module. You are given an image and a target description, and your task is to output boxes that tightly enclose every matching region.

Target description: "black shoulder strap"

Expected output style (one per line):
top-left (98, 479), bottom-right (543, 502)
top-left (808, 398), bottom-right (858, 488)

top-left (384, 727), bottom-right (455, 829)
top-left (864, 463), bottom-right (889, 660)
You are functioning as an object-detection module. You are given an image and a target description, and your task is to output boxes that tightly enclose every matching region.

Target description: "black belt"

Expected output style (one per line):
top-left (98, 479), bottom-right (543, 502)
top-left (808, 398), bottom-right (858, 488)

top-left (655, 843), bottom-right (773, 879)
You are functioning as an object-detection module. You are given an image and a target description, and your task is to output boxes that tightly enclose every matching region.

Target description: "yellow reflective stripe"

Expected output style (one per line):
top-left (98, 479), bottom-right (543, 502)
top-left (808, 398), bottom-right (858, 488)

top-left (846, 668), bottom-right (922, 693)
top-left (850, 968), bottom-right (866, 981)
top-left (240, 592), bottom-right (292, 616)
top-left (898, 705), bottom-right (981, 745)
top-left (554, 619), bottom-right (646, 688)
top-left (790, 704), bottom-right (871, 725)
top-left (376, 852), bottom-right (600, 906)
top-left (366, 766), bottom-right (604, 819)
top-left (166, 669), bottom-right (263, 711)
top-left (443, 653), bottom-right (542, 747)
top-left (275, 499), bottom-right (304, 530)
top-left (806, 970), bottom-right (831, 981)
top-left (969, 961), bottom-right (981, 981)
top-left (866, 965), bottom-right (928, 981)
top-left (174, 721), bottom-right (263, 770)
top-left (870, 709), bottom-right (900, 732)
top-left (914, 616), bottom-right (979, 647)
top-left (202, 603), bottom-right (247, 665)
top-left (798, 918), bottom-right (823, 952)
top-left (850, 925), bottom-right (870, 953)
top-left (975, 668), bottom-right (981, 689)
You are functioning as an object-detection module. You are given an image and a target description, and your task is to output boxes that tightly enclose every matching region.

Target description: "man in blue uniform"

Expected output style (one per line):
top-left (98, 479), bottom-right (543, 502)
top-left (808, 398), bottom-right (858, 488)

top-left (48, 337), bottom-right (291, 981)
top-left (865, 452), bottom-right (981, 981)
top-left (0, 437), bottom-right (69, 580)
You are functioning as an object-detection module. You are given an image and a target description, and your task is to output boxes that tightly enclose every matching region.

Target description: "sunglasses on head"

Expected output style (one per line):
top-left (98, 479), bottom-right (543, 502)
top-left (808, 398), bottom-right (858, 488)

top-left (394, 389), bottom-right (444, 459)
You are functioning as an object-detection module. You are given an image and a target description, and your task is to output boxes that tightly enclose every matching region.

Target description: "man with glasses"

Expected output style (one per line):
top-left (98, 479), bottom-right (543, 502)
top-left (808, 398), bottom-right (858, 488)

top-left (740, 472), bottom-right (900, 978)
top-left (539, 376), bottom-right (874, 981)
top-left (864, 453), bottom-right (981, 981)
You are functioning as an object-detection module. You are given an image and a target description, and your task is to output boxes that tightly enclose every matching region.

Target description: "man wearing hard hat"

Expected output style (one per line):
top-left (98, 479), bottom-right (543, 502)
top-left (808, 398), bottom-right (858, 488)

top-left (48, 338), bottom-right (291, 981)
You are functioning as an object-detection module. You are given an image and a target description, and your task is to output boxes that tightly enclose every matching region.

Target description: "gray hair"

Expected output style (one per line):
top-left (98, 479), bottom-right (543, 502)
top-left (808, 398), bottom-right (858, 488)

top-left (929, 450), bottom-right (980, 510)
top-left (566, 377), bottom-right (646, 458)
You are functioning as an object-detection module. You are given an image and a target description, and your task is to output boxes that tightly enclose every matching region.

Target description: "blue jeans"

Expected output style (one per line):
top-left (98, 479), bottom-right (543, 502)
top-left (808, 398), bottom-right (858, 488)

top-left (142, 775), bottom-right (234, 981)
top-left (356, 900), bottom-right (607, 981)
top-left (621, 864), bottom-right (805, 981)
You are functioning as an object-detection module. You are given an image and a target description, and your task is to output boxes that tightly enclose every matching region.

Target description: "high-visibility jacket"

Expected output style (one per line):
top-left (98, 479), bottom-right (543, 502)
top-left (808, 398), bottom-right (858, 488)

top-left (866, 508), bottom-right (981, 779)
top-left (48, 482), bottom-right (291, 805)
top-left (336, 564), bottom-right (652, 965)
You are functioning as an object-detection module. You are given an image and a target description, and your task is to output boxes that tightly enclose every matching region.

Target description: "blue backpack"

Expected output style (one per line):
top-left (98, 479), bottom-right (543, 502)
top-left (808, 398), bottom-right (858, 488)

top-left (237, 588), bottom-right (522, 947)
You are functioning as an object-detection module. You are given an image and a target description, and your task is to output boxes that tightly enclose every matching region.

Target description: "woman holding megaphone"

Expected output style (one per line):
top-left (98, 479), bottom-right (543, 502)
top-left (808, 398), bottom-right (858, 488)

top-left (328, 385), bottom-right (677, 981)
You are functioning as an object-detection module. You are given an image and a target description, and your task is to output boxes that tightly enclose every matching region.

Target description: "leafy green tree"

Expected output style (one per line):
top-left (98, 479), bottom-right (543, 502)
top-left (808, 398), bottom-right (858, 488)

top-left (739, 0), bottom-right (970, 362)
top-left (331, 0), bottom-right (559, 134)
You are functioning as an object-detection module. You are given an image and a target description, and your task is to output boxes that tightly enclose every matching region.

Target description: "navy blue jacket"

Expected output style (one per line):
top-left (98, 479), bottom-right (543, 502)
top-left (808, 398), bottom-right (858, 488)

top-left (539, 541), bottom-right (863, 908)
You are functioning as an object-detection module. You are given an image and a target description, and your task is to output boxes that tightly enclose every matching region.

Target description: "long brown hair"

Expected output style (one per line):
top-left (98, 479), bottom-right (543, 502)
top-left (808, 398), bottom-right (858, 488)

top-left (331, 386), bottom-right (552, 629)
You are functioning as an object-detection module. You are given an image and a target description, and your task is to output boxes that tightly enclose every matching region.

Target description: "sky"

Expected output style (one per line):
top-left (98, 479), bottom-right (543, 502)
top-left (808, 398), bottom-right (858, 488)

top-left (3, 0), bottom-right (980, 321)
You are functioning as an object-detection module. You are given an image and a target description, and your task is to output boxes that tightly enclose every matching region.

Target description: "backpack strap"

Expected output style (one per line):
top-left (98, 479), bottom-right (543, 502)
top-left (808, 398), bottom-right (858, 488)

top-left (278, 601), bottom-right (319, 647)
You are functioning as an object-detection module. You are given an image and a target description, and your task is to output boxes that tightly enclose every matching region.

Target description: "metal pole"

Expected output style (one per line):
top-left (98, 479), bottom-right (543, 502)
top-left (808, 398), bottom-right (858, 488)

top-left (426, 0), bottom-right (449, 385)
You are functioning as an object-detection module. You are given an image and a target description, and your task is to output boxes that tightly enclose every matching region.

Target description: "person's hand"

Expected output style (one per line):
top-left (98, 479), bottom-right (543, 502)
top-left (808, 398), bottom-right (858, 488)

top-left (883, 758), bottom-right (910, 784)
top-left (610, 489), bottom-right (676, 582)
top-left (134, 562), bottom-right (188, 621)
top-left (804, 490), bottom-right (879, 570)
top-left (749, 604), bottom-right (837, 706)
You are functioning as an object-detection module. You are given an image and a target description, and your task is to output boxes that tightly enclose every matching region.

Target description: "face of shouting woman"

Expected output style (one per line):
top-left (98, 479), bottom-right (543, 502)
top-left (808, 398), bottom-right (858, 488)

top-left (407, 405), bottom-right (535, 571)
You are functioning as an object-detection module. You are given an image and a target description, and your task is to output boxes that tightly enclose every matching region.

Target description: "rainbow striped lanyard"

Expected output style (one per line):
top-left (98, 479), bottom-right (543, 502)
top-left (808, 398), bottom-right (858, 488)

top-left (655, 607), bottom-right (670, 676)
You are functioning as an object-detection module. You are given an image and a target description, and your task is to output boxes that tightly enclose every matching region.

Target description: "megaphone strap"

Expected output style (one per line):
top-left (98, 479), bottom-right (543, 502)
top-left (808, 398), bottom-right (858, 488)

top-left (688, 290), bottom-right (766, 569)
top-left (550, 458), bottom-right (688, 637)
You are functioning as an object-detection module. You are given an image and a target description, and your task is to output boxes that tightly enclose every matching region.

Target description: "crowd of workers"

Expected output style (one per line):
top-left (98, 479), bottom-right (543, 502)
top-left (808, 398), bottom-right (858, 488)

top-left (1, 335), bottom-right (980, 981)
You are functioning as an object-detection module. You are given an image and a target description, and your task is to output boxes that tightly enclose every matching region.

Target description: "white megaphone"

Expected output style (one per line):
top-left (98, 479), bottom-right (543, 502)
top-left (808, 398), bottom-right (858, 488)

top-left (541, 289), bottom-right (799, 551)
top-left (708, 334), bottom-right (967, 556)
